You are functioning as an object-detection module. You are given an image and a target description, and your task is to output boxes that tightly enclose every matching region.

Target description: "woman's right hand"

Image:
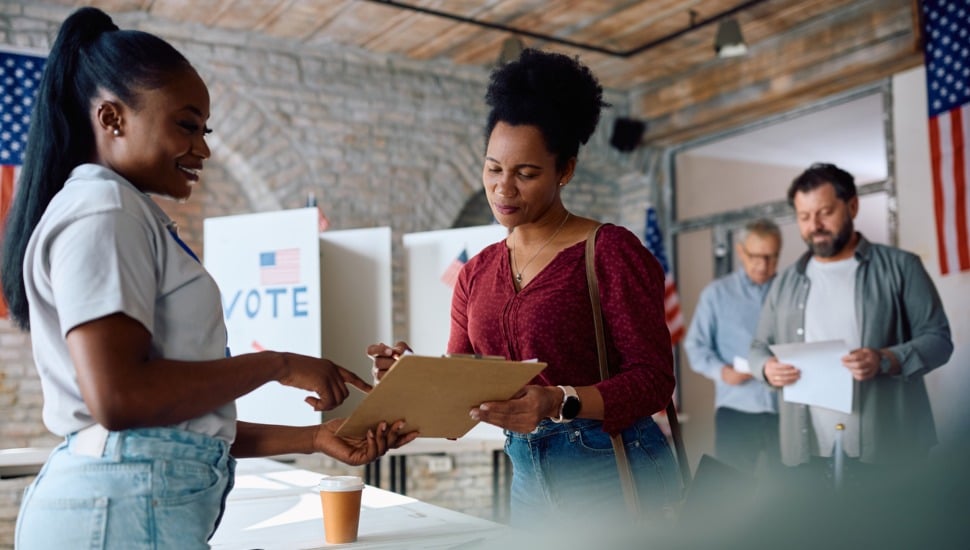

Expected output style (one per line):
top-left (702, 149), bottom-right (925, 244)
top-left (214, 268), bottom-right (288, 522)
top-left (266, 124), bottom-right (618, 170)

top-left (365, 341), bottom-right (412, 383)
top-left (275, 353), bottom-right (372, 412)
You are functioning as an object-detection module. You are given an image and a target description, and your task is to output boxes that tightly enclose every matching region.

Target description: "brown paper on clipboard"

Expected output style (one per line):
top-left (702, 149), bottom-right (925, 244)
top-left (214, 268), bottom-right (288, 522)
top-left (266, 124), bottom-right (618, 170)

top-left (334, 355), bottom-right (546, 439)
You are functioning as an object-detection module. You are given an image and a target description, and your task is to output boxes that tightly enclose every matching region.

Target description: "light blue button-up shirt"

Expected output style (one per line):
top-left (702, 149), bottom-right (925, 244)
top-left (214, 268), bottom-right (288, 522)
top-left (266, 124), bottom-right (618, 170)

top-left (685, 269), bottom-right (777, 414)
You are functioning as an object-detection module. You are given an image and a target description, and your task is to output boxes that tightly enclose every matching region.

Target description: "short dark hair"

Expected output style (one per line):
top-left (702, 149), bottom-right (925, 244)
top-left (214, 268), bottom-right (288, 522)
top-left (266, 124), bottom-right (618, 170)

top-left (0, 7), bottom-right (193, 330)
top-left (484, 48), bottom-right (609, 171)
top-left (787, 162), bottom-right (857, 207)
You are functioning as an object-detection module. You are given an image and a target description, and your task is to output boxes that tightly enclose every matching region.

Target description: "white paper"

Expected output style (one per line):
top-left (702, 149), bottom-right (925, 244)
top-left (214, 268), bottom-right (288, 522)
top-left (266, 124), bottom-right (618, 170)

top-left (769, 340), bottom-right (853, 414)
top-left (732, 355), bottom-right (751, 374)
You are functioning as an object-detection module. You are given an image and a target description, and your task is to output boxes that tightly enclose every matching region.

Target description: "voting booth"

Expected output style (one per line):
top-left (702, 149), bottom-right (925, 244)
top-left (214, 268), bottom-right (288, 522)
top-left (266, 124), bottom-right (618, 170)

top-left (203, 210), bottom-right (506, 426)
top-left (402, 224), bottom-right (508, 354)
top-left (204, 208), bottom-right (393, 424)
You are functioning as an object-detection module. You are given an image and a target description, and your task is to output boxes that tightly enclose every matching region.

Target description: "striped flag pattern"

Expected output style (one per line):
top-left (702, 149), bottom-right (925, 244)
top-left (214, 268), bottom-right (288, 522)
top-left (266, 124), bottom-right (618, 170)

top-left (1, 49), bottom-right (46, 318)
top-left (440, 248), bottom-right (468, 289)
top-left (644, 206), bottom-right (685, 345)
top-left (259, 249), bottom-right (301, 285)
top-left (923, 0), bottom-right (970, 275)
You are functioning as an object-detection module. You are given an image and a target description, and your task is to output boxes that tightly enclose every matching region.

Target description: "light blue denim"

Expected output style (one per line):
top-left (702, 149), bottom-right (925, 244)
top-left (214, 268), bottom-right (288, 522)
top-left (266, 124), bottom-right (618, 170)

top-left (15, 427), bottom-right (235, 549)
top-left (505, 416), bottom-right (682, 525)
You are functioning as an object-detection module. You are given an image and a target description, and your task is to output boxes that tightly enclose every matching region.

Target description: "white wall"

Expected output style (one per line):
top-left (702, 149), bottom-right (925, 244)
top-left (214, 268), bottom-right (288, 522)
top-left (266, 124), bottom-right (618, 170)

top-left (893, 67), bottom-right (970, 446)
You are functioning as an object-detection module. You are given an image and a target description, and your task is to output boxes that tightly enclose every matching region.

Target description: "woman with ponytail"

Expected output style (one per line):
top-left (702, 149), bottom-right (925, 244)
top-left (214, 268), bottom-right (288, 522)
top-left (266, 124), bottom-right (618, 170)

top-left (3, 8), bottom-right (415, 548)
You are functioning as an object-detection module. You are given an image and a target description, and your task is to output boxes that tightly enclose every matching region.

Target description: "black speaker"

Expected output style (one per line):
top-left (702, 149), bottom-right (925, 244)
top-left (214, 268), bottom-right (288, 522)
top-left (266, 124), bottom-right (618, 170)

top-left (609, 117), bottom-right (645, 152)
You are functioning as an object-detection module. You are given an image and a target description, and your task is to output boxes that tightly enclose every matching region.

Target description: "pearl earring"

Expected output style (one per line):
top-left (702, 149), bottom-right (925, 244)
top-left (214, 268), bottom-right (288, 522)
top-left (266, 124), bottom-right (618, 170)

top-left (113, 128), bottom-right (121, 136)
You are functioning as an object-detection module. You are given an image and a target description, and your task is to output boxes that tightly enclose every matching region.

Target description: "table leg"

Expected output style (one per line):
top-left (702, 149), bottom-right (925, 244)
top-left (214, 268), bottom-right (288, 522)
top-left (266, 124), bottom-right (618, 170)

top-left (387, 456), bottom-right (407, 495)
top-left (365, 458), bottom-right (382, 488)
top-left (390, 455), bottom-right (407, 495)
top-left (492, 450), bottom-right (512, 523)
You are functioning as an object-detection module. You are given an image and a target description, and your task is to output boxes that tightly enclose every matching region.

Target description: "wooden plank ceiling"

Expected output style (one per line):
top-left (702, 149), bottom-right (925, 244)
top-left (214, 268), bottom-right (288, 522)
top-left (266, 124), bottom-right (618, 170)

top-left (56, 0), bottom-right (925, 145)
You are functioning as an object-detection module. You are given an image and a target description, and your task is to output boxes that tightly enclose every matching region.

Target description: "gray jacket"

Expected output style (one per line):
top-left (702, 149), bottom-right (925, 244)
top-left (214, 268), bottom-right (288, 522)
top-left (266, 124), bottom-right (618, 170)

top-left (750, 234), bottom-right (953, 465)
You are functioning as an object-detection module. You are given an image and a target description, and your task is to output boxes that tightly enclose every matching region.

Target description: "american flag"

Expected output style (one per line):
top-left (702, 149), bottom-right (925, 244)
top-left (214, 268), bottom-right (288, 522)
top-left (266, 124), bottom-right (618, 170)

top-left (644, 205), bottom-right (685, 345)
top-left (440, 248), bottom-right (468, 289)
top-left (923, 0), bottom-right (970, 275)
top-left (259, 249), bottom-right (301, 285)
top-left (1, 49), bottom-right (46, 318)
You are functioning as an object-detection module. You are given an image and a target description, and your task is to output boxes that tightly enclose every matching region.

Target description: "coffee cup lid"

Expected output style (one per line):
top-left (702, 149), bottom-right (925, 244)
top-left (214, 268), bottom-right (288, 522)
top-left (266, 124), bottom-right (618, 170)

top-left (317, 475), bottom-right (365, 492)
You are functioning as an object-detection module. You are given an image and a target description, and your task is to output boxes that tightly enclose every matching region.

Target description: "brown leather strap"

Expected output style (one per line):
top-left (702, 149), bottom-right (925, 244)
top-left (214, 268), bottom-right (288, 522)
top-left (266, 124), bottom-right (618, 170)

top-left (585, 226), bottom-right (611, 382)
top-left (666, 401), bottom-right (692, 488)
top-left (585, 225), bottom-right (639, 516)
top-left (584, 224), bottom-right (692, 511)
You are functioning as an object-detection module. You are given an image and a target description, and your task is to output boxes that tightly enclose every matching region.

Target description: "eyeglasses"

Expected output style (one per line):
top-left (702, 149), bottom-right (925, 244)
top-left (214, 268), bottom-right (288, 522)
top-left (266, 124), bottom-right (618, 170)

top-left (741, 245), bottom-right (779, 263)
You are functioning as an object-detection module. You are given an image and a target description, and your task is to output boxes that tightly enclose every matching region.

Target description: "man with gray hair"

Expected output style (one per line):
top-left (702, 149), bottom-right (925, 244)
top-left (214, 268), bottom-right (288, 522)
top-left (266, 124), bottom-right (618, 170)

top-left (686, 218), bottom-right (783, 474)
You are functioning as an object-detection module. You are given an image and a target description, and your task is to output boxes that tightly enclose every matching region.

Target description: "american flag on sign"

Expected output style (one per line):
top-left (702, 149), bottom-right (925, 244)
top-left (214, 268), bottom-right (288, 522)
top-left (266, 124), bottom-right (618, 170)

top-left (259, 249), bottom-right (300, 285)
top-left (923, 0), bottom-right (970, 275)
top-left (440, 248), bottom-right (468, 289)
top-left (1, 49), bottom-right (46, 318)
top-left (644, 206), bottom-right (685, 345)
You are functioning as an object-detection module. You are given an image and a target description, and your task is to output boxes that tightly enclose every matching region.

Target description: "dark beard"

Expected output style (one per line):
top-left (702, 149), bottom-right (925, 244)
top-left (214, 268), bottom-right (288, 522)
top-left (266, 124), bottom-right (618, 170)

top-left (805, 221), bottom-right (853, 258)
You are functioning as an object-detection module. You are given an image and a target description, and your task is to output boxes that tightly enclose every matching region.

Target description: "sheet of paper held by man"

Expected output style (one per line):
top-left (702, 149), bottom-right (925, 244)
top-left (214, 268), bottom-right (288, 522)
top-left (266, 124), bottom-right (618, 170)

top-left (769, 340), bottom-right (853, 413)
top-left (733, 356), bottom-right (751, 374)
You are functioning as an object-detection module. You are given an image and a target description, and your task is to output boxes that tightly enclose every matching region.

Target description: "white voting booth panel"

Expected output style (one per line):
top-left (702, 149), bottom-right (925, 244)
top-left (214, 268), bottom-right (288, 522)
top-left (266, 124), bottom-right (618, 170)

top-left (402, 225), bottom-right (508, 354)
top-left (204, 208), bottom-right (392, 426)
top-left (319, 227), bottom-right (393, 420)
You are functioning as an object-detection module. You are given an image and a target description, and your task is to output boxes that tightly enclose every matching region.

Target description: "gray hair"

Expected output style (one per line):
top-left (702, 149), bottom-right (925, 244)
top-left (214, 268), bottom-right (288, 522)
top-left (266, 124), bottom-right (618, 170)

top-left (739, 218), bottom-right (782, 243)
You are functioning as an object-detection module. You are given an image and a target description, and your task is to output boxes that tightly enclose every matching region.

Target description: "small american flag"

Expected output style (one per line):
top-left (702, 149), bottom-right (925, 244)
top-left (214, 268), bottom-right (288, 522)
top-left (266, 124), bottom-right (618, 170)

top-left (923, 0), bottom-right (970, 275)
top-left (440, 248), bottom-right (468, 289)
top-left (260, 249), bottom-right (301, 285)
top-left (1, 48), bottom-right (46, 318)
top-left (644, 206), bottom-right (685, 345)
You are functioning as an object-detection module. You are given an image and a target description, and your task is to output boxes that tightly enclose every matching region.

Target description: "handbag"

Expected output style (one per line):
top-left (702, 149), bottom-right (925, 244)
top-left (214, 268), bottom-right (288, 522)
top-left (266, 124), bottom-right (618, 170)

top-left (585, 224), bottom-right (692, 516)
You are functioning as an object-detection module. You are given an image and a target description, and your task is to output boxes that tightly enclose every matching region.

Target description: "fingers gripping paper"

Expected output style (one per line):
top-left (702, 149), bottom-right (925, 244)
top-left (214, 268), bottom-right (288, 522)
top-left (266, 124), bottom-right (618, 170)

top-left (335, 355), bottom-right (546, 439)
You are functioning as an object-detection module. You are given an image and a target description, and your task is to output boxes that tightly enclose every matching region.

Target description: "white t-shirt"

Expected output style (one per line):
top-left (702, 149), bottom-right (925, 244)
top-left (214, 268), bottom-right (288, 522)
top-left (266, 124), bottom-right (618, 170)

top-left (23, 163), bottom-right (235, 442)
top-left (804, 256), bottom-right (860, 458)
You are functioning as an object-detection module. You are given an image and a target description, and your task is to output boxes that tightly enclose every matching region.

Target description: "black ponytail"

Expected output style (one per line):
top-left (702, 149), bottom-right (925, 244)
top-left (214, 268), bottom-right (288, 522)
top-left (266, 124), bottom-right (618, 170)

top-left (0, 7), bottom-right (191, 330)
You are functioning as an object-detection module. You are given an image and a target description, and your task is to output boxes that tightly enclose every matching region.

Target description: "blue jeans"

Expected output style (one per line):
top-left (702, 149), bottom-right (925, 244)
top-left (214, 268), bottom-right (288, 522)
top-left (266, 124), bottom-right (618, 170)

top-left (505, 416), bottom-right (682, 525)
top-left (15, 427), bottom-right (235, 550)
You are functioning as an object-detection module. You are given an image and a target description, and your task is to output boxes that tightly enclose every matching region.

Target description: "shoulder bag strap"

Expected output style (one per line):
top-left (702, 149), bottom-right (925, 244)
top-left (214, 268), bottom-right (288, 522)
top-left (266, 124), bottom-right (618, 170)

top-left (585, 224), bottom-right (640, 516)
top-left (584, 224), bottom-right (692, 509)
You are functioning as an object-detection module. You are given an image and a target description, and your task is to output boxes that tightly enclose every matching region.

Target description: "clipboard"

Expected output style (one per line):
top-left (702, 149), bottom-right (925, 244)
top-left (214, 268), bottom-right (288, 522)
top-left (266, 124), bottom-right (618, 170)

top-left (334, 354), bottom-right (546, 439)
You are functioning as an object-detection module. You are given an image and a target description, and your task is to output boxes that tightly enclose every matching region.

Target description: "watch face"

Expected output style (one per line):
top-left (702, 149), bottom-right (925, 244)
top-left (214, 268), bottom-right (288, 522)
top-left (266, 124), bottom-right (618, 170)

top-left (562, 395), bottom-right (581, 420)
top-left (880, 355), bottom-right (892, 374)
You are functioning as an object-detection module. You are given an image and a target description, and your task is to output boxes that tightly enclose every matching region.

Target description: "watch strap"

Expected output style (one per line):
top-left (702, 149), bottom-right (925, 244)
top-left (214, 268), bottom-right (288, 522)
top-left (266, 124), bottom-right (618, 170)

top-left (879, 351), bottom-right (894, 375)
top-left (550, 385), bottom-right (579, 423)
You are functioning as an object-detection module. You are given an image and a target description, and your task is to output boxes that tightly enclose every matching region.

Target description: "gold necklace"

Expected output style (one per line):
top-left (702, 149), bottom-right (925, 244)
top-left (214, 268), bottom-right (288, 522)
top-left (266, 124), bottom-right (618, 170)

top-left (512, 212), bottom-right (571, 284)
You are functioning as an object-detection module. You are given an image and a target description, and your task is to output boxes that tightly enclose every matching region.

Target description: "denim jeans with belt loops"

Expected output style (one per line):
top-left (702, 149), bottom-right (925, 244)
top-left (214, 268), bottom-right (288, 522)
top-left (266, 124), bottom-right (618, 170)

top-left (505, 416), bottom-right (682, 525)
top-left (15, 427), bottom-right (235, 550)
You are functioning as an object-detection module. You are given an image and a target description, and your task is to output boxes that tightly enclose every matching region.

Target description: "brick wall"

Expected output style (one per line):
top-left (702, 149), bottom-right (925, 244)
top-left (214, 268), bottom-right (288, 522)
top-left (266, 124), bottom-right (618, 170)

top-left (0, 3), bottom-right (654, 547)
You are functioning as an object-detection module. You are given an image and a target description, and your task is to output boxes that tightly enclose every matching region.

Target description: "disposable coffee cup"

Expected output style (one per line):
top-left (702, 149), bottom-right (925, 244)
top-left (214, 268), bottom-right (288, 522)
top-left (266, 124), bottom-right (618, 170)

top-left (318, 475), bottom-right (365, 544)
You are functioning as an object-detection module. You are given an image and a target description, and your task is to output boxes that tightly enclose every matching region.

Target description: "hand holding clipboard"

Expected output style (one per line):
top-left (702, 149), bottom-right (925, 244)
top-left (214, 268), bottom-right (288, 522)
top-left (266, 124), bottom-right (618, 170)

top-left (336, 354), bottom-right (545, 439)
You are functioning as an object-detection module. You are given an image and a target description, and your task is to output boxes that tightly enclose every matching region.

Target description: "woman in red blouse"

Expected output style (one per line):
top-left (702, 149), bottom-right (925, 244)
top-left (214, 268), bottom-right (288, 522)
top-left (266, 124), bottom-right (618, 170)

top-left (371, 49), bottom-right (682, 524)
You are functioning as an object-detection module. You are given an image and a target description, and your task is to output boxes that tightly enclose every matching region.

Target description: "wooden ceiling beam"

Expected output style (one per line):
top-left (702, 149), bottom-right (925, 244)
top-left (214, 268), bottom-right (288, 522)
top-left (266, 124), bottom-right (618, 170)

top-left (634, 0), bottom-right (923, 145)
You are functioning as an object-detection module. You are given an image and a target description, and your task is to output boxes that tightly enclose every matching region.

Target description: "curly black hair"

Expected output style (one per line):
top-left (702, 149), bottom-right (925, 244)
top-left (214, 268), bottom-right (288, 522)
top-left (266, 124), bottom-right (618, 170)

top-left (484, 48), bottom-right (609, 170)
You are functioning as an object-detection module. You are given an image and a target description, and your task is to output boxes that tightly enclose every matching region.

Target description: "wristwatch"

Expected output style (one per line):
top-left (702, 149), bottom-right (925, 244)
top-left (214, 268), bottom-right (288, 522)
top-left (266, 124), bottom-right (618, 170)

top-left (551, 385), bottom-right (581, 423)
top-left (879, 351), bottom-right (894, 375)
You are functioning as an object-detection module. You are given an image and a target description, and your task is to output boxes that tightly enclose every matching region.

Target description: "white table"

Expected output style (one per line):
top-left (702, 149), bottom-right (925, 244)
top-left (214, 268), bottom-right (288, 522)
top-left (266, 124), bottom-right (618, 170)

top-left (211, 457), bottom-right (511, 549)
top-left (0, 447), bottom-right (52, 479)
